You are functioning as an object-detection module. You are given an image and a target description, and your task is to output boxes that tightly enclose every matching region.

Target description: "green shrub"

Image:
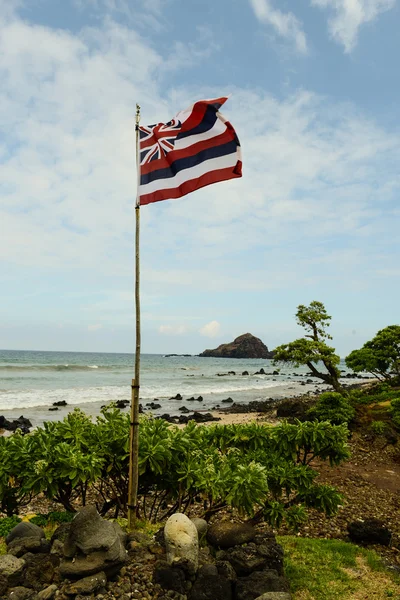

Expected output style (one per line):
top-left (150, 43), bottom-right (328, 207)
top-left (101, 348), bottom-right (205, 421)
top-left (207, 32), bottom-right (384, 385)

top-left (0, 516), bottom-right (22, 537)
top-left (370, 421), bottom-right (387, 436)
top-left (0, 408), bottom-right (350, 530)
top-left (29, 514), bottom-right (48, 527)
top-left (307, 392), bottom-right (355, 425)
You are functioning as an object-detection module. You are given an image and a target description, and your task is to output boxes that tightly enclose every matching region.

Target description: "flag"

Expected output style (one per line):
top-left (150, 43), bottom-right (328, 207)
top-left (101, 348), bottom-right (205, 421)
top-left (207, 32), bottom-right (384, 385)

top-left (138, 97), bottom-right (242, 206)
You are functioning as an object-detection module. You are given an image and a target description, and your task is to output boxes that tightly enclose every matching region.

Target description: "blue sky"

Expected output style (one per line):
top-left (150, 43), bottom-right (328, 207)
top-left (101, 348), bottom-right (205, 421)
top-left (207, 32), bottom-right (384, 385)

top-left (0, 0), bottom-right (399, 356)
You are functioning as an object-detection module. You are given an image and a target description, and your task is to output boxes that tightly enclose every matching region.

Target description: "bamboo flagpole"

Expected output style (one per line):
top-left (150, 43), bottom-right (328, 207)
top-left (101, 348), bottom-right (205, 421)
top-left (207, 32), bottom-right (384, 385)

top-left (127, 103), bottom-right (141, 530)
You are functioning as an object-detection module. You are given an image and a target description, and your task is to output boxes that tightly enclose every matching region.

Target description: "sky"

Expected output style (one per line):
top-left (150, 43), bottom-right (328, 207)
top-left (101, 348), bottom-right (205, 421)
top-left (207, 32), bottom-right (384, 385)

top-left (0, 0), bottom-right (399, 357)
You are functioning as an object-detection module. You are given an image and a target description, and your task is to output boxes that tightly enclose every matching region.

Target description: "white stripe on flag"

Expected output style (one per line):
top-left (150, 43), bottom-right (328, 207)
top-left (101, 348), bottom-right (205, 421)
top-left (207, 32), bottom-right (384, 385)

top-left (174, 117), bottom-right (226, 151)
top-left (139, 153), bottom-right (238, 196)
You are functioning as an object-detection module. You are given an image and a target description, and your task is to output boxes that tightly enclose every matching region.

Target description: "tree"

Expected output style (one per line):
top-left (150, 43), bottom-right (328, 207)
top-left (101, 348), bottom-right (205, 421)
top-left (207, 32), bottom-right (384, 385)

top-left (346, 325), bottom-right (400, 382)
top-left (273, 301), bottom-right (345, 394)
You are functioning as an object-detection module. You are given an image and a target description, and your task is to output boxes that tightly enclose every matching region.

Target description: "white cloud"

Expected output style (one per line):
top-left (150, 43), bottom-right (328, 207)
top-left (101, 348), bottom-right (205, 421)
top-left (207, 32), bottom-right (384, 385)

top-left (249, 0), bottom-right (307, 54)
top-left (159, 324), bottom-right (189, 335)
top-left (88, 323), bottom-right (103, 331)
top-left (0, 4), bottom-right (399, 341)
top-left (199, 321), bottom-right (221, 338)
top-left (311, 0), bottom-right (396, 52)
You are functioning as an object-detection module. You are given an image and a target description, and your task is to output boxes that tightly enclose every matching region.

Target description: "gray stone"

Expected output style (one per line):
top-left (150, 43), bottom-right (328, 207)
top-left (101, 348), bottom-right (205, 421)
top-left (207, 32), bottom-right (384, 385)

top-left (254, 594), bottom-right (292, 600)
top-left (189, 569), bottom-right (232, 600)
top-left (6, 522), bottom-right (45, 545)
top-left (221, 544), bottom-right (267, 575)
top-left (60, 542), bottom-right (127, 579)
top-left (236, 570), bottom-right (290, 600)
top-left (153, 560), bottom-right (186, 594)
top-left (215, 560), bottom-right (237, 581)
top-left (64, 571), bottom-right (107, 595)
top-left (8, 536), bottom-right (50, 558)
top-left (0, 573), bottom-right (8, 597)
top-left (164, 513), bottom-right (198, 574)
top-left (7, 587), bottom-right (35, 600)
top-left (190, 518), bottom-right (208, 537)
top-left (0, 555), bottom-right (25, 587)
top-left (63, 505), bottom-right (124, 557)
top-left (60, 505), bottom-right (127, 579)
top-left (21, 553), bottom-right (60, 589)
top-left (37, 585), bottom-right (58, 600)
top-left (206, 522), bottom-right (255, 549)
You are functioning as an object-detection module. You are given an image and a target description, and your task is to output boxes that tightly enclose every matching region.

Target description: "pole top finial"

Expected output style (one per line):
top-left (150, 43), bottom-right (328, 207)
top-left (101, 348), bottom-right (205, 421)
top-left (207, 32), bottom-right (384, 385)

top-left (136, 104), bottom-right (141, 125)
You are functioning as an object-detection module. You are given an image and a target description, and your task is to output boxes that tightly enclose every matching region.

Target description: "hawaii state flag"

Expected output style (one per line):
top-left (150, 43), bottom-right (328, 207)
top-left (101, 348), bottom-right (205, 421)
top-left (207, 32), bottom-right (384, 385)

top-left (138, 97), bottom-right (242, 206)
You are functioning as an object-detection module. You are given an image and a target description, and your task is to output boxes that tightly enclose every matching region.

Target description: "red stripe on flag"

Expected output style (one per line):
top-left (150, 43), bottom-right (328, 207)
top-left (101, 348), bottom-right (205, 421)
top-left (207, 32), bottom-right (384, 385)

top-left (140, 128), bottom-right (237, 176)
top-left (140, 162), bottom-right (242, 206)
top-left (178, 97), bottom-right (228, 133)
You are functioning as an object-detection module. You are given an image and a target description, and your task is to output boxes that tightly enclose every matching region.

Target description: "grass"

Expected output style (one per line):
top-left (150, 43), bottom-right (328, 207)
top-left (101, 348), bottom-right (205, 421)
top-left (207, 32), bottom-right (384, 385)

top-left (350, 386), bottom-right (400, 406)
top-left (0, 538), bottom-right (6, 555)
top-left (278, 536), bottom-right (400, 600)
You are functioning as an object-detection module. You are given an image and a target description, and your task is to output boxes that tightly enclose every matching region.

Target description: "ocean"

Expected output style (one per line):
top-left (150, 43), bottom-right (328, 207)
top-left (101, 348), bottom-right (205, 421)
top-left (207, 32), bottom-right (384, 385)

top-left (0, 349), bottom-right (366, 427)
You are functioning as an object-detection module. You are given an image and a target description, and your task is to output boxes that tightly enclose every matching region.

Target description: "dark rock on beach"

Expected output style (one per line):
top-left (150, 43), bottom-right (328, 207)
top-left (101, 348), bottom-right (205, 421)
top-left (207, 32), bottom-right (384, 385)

top-left (52, 401), bottom-right (67, 407)
top-left (347, 518), bottom-right (392, 546)
top-left (200, 333), bottom-right (274, 359)
top-left (0, 415), bottom-right (32, 434)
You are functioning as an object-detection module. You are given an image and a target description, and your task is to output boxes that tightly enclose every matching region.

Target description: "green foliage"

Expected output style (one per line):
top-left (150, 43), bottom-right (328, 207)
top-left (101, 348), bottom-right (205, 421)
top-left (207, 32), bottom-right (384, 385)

top-left (370, 421), bottom-right (387, 436)
top-left (0, 515), bottom-right (22, 537)
top-left (390, 398), bottom-right (400, 430)
top-left (29, 511), bottom-right (75, 527)
top-left (346, 325), bottom-right (400, 381)
top-left (273, 301), bottom-right (344, 394)
top-left (307, 392), bottom-right (355, 426)
top-left (349, 382), bottom-right (400, 405)
top-left (0, 408), bottom-right (350, 530)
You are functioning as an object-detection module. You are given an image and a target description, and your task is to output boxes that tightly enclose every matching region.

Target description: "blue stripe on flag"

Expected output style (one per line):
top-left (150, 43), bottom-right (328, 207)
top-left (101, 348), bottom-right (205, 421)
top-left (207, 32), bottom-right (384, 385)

top-left (140, 139), bottom-right (238, 186)
top-left (176, 105), bottom-right (218, 140)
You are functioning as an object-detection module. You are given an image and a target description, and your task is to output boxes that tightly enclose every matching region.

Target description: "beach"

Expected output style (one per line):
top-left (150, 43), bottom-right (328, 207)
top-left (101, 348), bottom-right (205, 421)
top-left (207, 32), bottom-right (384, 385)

top-left (0, 349), bottom-right (373, 430)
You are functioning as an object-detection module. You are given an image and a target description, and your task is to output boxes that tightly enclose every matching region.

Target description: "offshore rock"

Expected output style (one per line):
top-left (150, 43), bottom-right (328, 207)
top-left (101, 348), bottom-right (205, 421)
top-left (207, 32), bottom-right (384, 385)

top-left (199, 333), bottom-right (274, 359)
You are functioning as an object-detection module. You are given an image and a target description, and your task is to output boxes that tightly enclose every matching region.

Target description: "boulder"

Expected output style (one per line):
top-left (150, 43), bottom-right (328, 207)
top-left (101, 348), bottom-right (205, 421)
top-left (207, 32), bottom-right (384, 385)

top-left (37, 585), bottom-right (58, 600)
top-left (53, 401), bottom-right (67, 406)
top-left (7, 537), bottom-right (50, 558)
top-left (21, 553), bottom-right (60, 590)
top-left (0, 555), bottom-right (25, 588)
top-left (60, 505), bottom-right (127, 579)
top-left (215, 560), bottom-right (237, 581)
top-left (199, 334), bottom-right (274, 359)
top-left (153, 560), bottom-right (186, 594)
top-left (7, 586), bottom-right (35, 599)
top-left (347, 519), bottom-right (392, 546)
top-left (64, 571), bottom-right (107, 595)
top-left (276, 400), bottom-right (312, 421)
top-left (164, 513), bottom-right (198, 574)
top-left (189, 564), bottom-right (232, 600)
top-left (206, 522), bottom-right (255, 549)
top-left (236, 570), bottom-right (290, 600)
top-left (0, 573), bottom-right (8, 597)
top-left (219, 544), bottom-right (266, 576)
top-left (6, 522), bottom-right (45, 546)
top-left (191, 518), bottom-right (208, 537)
top-left (63, 505), bottom-right (125, 557)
